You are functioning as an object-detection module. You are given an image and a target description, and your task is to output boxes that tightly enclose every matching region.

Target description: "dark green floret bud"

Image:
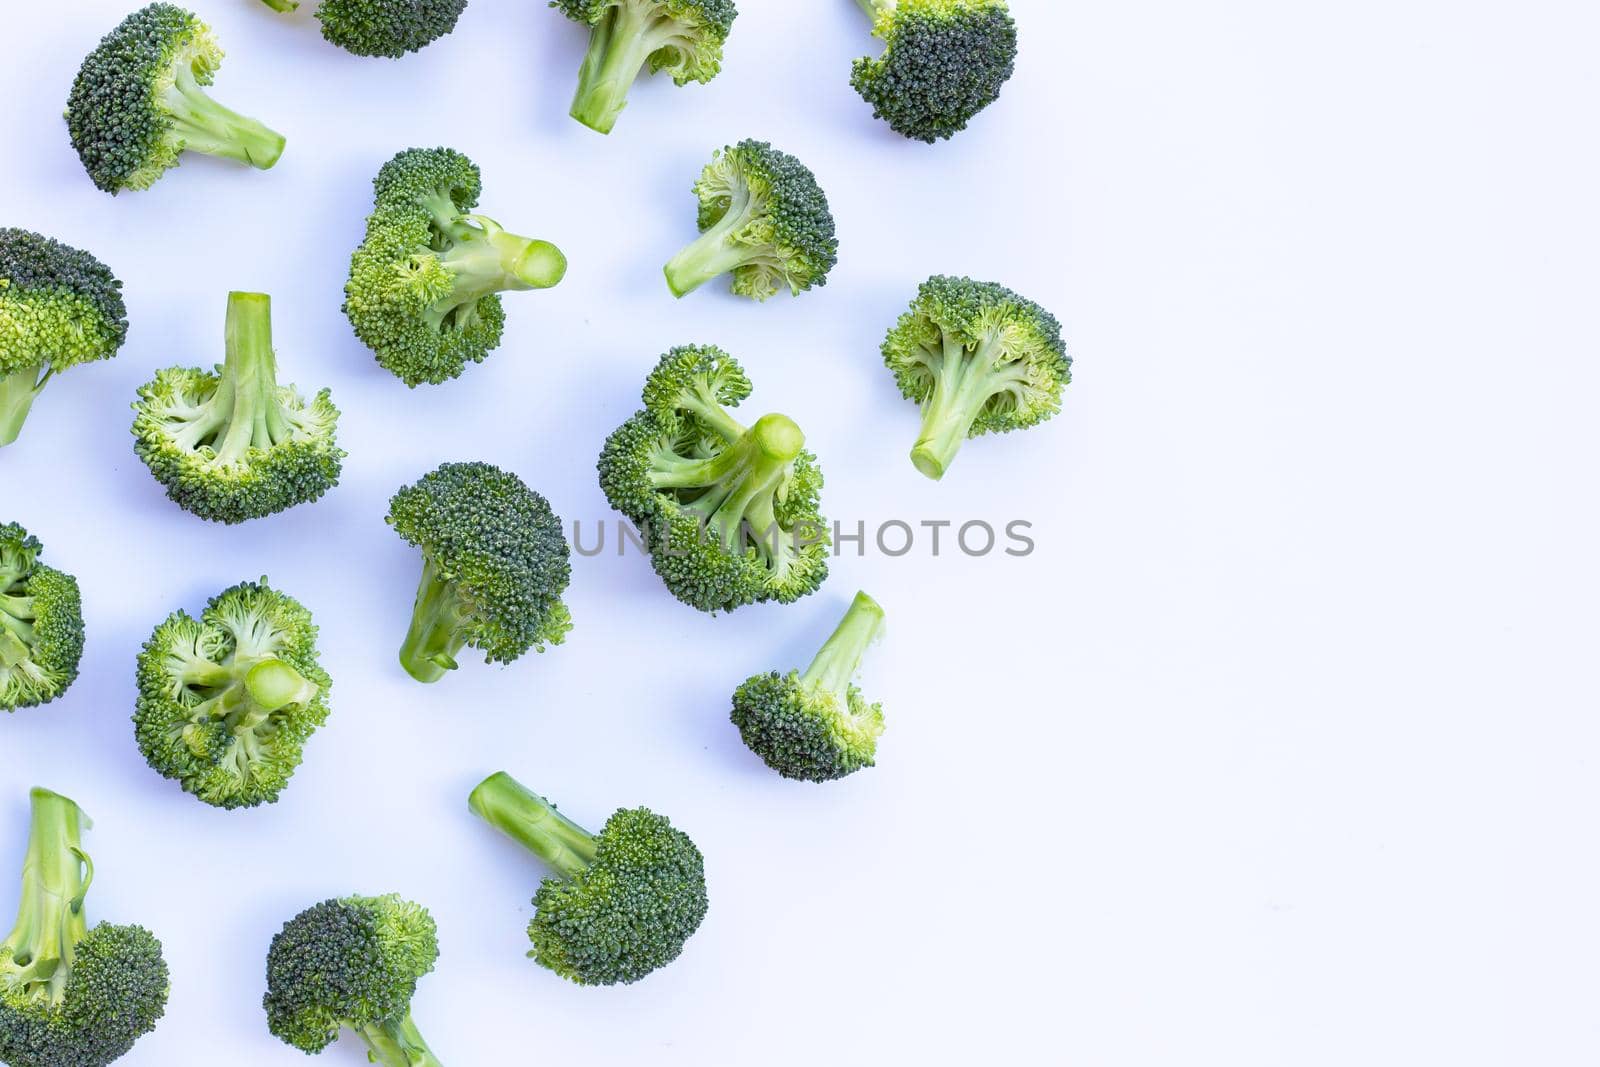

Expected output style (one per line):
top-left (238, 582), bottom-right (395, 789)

top-left (0, 525), bottom-right (85, 714)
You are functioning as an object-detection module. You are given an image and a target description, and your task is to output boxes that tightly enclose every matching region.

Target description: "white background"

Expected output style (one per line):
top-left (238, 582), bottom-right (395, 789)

top-left (2, 0), bottom-right (1598, 1064)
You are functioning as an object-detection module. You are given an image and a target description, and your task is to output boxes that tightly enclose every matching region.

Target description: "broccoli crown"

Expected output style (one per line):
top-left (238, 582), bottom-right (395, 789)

top-left (345, 148), bottom-right (566, 386)
top-left (263, 895), bottom-right (438, 1055)
top-left (133, 578), bottom-right (331, 809)
top-left (850, 0), bottom-right (1018, 142)
top-left (0, 524), bottom-right (85, 713)
top-left (883, 275), bottom-right (1069, 480)
top-left (316, 0), bottom-right (468, 58)
top-left (663, 140), bottom-right (838, 301)
top-left (598, 346), bottom-right (829, 613)
top-left (388, 462), bottom-right (573, 681)
top-left (66, 4), bottom-right (285, 193)
top-left (131, 292), bottom-right (343, 524)
top-left (0, 229), bottom-right (128, 376)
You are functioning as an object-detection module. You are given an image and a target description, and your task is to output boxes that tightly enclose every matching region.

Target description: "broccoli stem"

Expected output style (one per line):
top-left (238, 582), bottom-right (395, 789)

top-left (569, 2), bottom-right (677, 134)
top-left (657, 414), bottom-right (804, 544)
top-left (662, 179), bottom-right (775, 297)
top-left (260, 0), bottom-right (300, 10)
top-left (243, 660), bottom-right (319, 713)
top-left (801, 591), bottom-right (885, 698)
top-left (356, 1012), bottom-right (443, 1067)
top-left (426, 217), bottom-right (566, 329)
top-left (0, 367), bottom-right (47, 449)
top-left (469, 772), bottom-right (599, 881)
top-left (208, 292), bottom-right (288, 466)
top-left (1, 789), bottom-right (91, 1005)
top-left (398, 558), bottom-right (469, 684)
top-left (909, 333), bottom-right (1028, 480)
top-left (161, 64), bottom-right (285, 171)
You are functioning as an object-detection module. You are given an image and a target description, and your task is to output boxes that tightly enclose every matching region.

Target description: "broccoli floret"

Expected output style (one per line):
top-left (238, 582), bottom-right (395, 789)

top-left (387, 462), bottom-right (573, 683)
top-left (131, 292), bottom-right (343, 524)
top-left (66, 4), bottom-right (285, 194)
top-left (0, 788), bottom-right (169, 1067)
top-left (553, 0), bottom-right (737, 134)
top-left (731, 591), bottom-right (886, 781)
top-left (0, 229), bottom-right (128, 450)
top-left (662, 140), bottom-right (838, 301)
top-left (598, 346), bottom-right (829, 613)
top-left (882, 275), bottom-right (1069, 480)
top-left (849, 0), bottom-right (1018, 142)
top-left (0, 525), bottom-right (84, 715)
top-left (469, 772), bottom-right (708, 985)
top-left (133, 578), bottom-right (331, 809)
top-left (260, 0), bottom-right (468, 58)
top-left (345, 147), bottom-right (567, 386)
top-left (263, 895), bottom-right (443, 1067)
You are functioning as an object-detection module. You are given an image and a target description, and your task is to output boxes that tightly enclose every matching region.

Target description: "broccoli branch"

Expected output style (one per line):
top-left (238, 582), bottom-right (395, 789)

top-left (356, 1012), bottom-right (444, 1067)
top-left (801, 591), bottom-right (885, 698)
top-left (161, 64), bottom-right (285, 170)
top-left (909, 331), bottom-right (1033, 480)
top-left (424, 217), bottom-right (566, 331)
top-left (569, 2), bottom-right (686, 133)
top-left (662, 182), bottom-right (772, 297)
top-left (0, 366), bottom-right (48, 449)
top-left (650, 414), bottom-right (804, 550)
top-left (1, 789), bottom-right (92, 1006)
top-left (397, 558), bottom-right (470, 684)
top-left (260, 0), bottom-right (300, 11)
top-left (469, 772), bottom-right (599, 880)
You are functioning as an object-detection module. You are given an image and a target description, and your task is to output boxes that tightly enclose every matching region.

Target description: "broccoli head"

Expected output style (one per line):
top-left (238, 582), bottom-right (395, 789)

top-left (732, 591), bottom-right (886, 781)
top-left (0, 788), bottom-right (169, 1067)
top-left (0, 229), bottom-right (128, 449)
top-left (66, 3), bottom-right (286, 194)
top-left (663, 140), bottom-right (838, 301)
top-left (882, 275), bottom-right (1069, 480)
top-left (263, 894), bottom-right (443, 1067)
top-left (849, 0), bottom-right (1018, 142)
top-left (133, 578), bottom-right (331, 809)
top-left (345, 147), bottom-right (567, 386)
top-left (387, 462), bottom-right (573, 683)
top-left (260, 0), bottom-right (468, 58)
top-left (0, 524), bottom-right (84, 714)
top-left (554, 0), bottom-right (737, 134)
top-left (469, 772), bottom-right (708, 985)
top-left (131, 292), bottom-right (343, 524)
top-left (598, 346), bottom-right (829, 613)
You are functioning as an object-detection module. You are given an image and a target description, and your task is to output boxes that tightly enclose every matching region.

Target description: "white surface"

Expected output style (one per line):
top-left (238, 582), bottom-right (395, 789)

top-left (2, 0), bottom-right (1598, 1064)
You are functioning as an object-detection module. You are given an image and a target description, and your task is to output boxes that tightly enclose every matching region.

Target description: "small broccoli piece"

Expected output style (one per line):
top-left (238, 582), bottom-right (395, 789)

top-left (0, 526), bottom-right (84, 715)
top-left (345, 147), bottom-right (567, 386)
top-left (263, 895), bottom-right (443, 1067)
top-left (598, 346), bottom-right (829, 613)
top-left (260, 0), bottom-right (468, 58)
top-left (261, 0), bottom-right (300, 10)
top-left (133, 578), bottom-right (331, 809)
top-left (882, 275), bottom-right (1069, 480)
top-left (66, 4), bottom-right (285, 194)
top-left (131, 292), bottom-right (343, 524)
top-left (553, 0), bottom-right (737, 134)
top-left (662, 140), bottom-right (838, 301)
top-left (849, 0), bottom-right (1018, 143)
top-left (0, 230), bottom-right (128, 450)
top-left (387, 462), bottom-right (573, 683)
top-left (0, 788), bottom-right (169, 1067)
top-left (469, 772), bottom-right (708, 985)
top-left (732, 591), bottom-right (886, 781)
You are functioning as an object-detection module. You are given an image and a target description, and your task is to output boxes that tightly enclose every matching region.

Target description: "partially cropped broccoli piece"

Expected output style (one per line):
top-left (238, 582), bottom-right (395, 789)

top-left (0, 229), bottom-right (128, 450)
top-left (553, 0), bottom-right (737, 134)
top-left (345, 147), bottom-right (567, 386)
top-left (849, 0), bottom-right (1018, 143)
top-left (0, 788), bottom-right (169, 1067)
top-left (387, 462), bottom-right (573, 683)
top-left (732, 591), bottom-right (886, 781)
top-left (259, 0), bottom-right (468, 58)
top-left (264, 895), bottom-right (443, 1067)
top-left (598, 346), bottom-right (830, 613)
top-left (662, 140), bottom-right (837, 301)
top-left (66, 4), bottom-right (285, 194)
top-left (131, 292), bottom-right (343, 524)
top-left (133, 578), bottom-right (331, 809)
top-left (469, 772), bottom-right (708, 985)
top-left (882, 275), bottom-right (1069, 480)
top-left (0, 526), bottom-right (84, 715)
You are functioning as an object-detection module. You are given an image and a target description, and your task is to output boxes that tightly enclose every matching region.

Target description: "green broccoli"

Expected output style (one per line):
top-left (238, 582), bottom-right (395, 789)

top-left (0, 788), bottom-right (169, 1067)
top-left (263, 895), bottom-right (443, 1067)
top-left (553, 0), bottom-right (737, 134)
top-left (849, 0), bottom-right (1018, 143)
top-left (131, 291), bottom-right (343, 524)
top-left (345, 147), bottom-right (567, 386)
top-left (259, 0), bottom-right (468, 58)
top-left (133, 578), bottom-right (331, 809)
top-left (598, 346), bottom-right (830, 614)
top-left (882, 275), bottom-right (1069, 480)
top-left (469, 772), bottom-right (708, 985)
top-left (66, 4), bottom-right (286, 194)
top-left (0, 229), bottom-right (128, 450)
top-left (731, 591), bottom-right (886, 781)
top-left (387, 462), bottom-right (573, 683)
top-left (0, 525), bottom-right (84, 715)
top-left (662, 140), bottom-right (838, 301)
